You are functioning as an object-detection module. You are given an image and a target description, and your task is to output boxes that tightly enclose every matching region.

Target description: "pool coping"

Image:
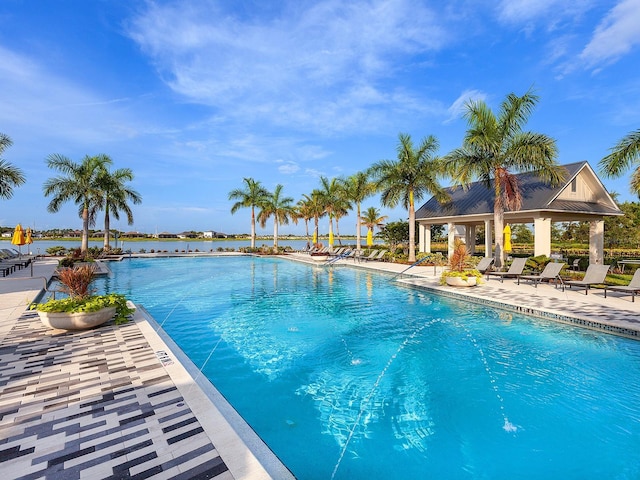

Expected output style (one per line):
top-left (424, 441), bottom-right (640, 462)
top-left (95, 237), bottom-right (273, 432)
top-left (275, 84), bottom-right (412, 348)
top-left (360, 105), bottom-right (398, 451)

top-left (397, 277), bottom-right (640, 340)
top-left (134, 305), bottom-right (296, 480)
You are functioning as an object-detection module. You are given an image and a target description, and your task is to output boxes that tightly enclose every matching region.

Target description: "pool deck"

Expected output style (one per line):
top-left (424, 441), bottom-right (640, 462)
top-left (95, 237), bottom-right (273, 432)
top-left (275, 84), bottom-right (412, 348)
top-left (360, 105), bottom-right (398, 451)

top-left (1, 254), bottom-right (639, 479)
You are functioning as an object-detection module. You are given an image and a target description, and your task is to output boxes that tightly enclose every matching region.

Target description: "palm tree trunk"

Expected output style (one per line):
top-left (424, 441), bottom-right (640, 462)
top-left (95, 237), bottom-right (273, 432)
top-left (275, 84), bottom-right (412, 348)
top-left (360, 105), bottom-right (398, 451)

top-left (329, 216), bottom-right (334, 246)
top-left (304, 219), bottom-right (310, 248)
top-left (356, 203), bottom-right (362, 250)
top-left (103, 208), bottom-right (110, 250)
top-left (81, 205), bottom-right (89, 256)
top-left (335, 218), bottom-right (342, 246)
top-left (494, 197), bottom-right (504, 269)
top-left (408, 191), bottom-right (416, 262)
top-left (273, 214), bottom-right (279, 249)
top-left (314, 216), bottom-right (319, 246)
top-left (251, 207), bottom-right (256, 249)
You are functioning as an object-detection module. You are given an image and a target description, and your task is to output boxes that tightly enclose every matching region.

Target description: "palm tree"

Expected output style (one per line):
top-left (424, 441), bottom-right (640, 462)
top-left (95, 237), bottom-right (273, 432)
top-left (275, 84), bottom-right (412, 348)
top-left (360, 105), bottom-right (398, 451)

top-left (257, 184), bottom-right (295, 250)
top-left (300, 190), bottom-right (327, 246)
top-left (296, 197), bottom-right (314, 248)
top-left (599, 129), bottom-right (640, 196)
top-left (361, 206), bottom-right (388, 246)
top-left (343, 172), bottom-right (376, 250)
top-left (318, 176), bottom-right (344, 247)
top-left (44, 154), bottom-right (112, 255)
top-left (369, 133), bottom-right (448, 263)
top-left (0, 133), bottom-right (26, 199)
top-left (445, 90), bottom-right (564, 267)
top-left (93, 165), bottom-right (142, 249)
top-left (229, 178), bottom-right (269, 249)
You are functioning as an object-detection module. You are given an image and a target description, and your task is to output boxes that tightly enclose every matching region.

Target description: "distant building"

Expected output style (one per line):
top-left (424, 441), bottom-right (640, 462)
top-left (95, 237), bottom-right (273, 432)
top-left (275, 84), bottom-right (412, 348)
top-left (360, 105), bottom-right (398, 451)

top-left (157, 232), bottom-right (177, 238)
top-left (203, 230), bottom-right (227, 238)
top-left (178, 232), bottom-right (198, 239)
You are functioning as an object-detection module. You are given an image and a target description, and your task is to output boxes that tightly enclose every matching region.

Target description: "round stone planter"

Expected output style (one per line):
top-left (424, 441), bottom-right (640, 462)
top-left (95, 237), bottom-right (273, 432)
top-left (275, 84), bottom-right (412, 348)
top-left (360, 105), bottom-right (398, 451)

top-left (310, 255), bottom-right (329, 262)
top-left (445, 276), bottom-right (477, 287)
top-left (37, 306), bottom-right (117, 330)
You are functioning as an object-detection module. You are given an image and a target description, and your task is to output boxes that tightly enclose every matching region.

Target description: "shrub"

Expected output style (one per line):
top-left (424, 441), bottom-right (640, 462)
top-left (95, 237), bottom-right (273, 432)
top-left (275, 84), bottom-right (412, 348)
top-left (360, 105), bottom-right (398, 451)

top-left (56, 264), bottom-right (97, 299)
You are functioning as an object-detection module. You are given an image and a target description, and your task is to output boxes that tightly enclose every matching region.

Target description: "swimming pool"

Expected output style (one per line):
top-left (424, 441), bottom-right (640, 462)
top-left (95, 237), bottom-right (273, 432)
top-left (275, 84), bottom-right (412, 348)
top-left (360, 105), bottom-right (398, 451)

top-left (96, 256), bottom-right (640, 479)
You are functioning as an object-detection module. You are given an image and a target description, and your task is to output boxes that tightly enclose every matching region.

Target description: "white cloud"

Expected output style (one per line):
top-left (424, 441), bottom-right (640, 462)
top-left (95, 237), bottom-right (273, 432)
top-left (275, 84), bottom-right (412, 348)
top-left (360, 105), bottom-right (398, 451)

top-left (444, 89), bottom-right (487, 124)
top-left (496, 0), bottom-right (592, 27)
top-left (579, 0), bottom-right (640, 69)
top-left (126, 0), bottom-right (449, 135)
top-left (278, 162), bottom-right (300, 175)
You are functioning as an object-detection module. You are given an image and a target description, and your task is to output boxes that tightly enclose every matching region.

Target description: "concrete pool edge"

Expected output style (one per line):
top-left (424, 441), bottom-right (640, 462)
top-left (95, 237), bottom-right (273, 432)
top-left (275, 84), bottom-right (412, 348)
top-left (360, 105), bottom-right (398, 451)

top-left (133, 304), bottom-right (296, 480)
top-left (396, 277), bottom-right (640, 340)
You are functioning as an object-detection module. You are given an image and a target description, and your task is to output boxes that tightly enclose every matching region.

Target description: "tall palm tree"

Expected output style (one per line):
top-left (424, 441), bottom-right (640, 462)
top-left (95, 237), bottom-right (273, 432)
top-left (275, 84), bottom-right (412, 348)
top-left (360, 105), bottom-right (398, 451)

top-left (318, 176), bottom-right (344, 247)
top-left (343, 172), bottom-right (376, 250)
top-left (229, 178), bottom-right (269, 249)
top-left (361, 206), bottom-right (388, 245)
top-left (300, 190), bottom-right (327, 246)
top-left (94, 165), bottom-right (142, 249)
top-left (43, 154), bottom-right (112, 255)
top-left (445, 90), bottom-right (563, 267)
top-left (296, 197), bottom-right (314, 248)
top-left (257, 184), bottom-right (295, 250)
top-left (369, 133), bottom-right (448, 263)
top-left (0, 133), bottom-right (26, 199)
top-left (599, 128), bottom-right (640, 196)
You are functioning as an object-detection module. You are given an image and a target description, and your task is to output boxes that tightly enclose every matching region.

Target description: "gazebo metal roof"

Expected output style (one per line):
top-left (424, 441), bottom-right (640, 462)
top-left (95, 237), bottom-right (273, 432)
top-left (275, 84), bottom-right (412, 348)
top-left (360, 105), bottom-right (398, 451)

top-left (416, 161), bottom-right (622, 224)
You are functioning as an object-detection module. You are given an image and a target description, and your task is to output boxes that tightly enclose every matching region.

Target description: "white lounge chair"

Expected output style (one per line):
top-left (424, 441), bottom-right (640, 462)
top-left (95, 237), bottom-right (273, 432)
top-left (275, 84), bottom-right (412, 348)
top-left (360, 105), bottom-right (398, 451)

top-left (563, 264), bottom-right (610, 294)
top-left (603, 269), bottom-right (640, 302)
top-left (486, 257), bottom-right (528, 283)
top-left (518, 262), bottom-right (565, 288)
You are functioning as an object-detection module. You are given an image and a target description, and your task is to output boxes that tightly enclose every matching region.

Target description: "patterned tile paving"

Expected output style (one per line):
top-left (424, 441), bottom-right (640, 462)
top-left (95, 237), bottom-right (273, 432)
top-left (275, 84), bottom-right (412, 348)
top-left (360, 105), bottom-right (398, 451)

top-left (0, 311), bottom-right (233, 480)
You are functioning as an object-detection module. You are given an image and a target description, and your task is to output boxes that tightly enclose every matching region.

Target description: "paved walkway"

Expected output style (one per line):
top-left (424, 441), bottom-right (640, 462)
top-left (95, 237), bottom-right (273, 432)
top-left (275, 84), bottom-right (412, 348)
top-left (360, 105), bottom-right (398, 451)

top-left (1, 254), bottom-right (639, 479)
top-left (0, 258), bottom-right (292, 480)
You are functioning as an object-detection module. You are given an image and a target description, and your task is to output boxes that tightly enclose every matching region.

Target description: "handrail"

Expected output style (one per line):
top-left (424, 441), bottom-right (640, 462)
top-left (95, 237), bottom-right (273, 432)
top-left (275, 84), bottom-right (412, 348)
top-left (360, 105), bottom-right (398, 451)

top-left (0, 275), bottom-right (59, 300)
top-left (390, 256), bottom-right (430, 280)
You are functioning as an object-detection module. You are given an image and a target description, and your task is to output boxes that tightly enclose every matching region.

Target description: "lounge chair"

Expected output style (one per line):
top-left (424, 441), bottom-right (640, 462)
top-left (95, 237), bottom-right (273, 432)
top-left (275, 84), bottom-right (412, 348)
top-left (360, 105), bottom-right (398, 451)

top-left (0, 261), bottom-right (15, 277)
top-left (518, 262), bottom-right (565, 288)
top-left (562, 264), bottom-right (610, 294)
top-left (363, 249), bottom-right (387, 262)
top-left (603, 269), bottom-right (640, 302)
top-left (475, 257), bottom-right (494, 273)
top-left (485, 257), bottom-right (528, 283)
top-left (0, 251), bottom-right (30, 269)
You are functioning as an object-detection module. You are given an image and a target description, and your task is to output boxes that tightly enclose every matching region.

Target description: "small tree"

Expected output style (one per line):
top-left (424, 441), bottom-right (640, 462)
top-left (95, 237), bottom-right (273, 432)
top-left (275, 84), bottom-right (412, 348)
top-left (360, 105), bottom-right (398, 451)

top-left (379, 220), bottom-right (409, 252)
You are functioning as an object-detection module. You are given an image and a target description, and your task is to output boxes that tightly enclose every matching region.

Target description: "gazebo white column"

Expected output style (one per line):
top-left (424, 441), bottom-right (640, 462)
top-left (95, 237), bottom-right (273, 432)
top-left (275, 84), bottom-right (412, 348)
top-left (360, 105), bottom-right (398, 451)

top-left (484, 219), bottom-right (492, 258)
top-left (447, 222), bottom-right (456, 259)
top-left (589, 220), bottom-right (604, 265)
top-left (465, 225), bottom-right (476, 254)
top-left (418, 223), bottom-right (431, 253)
top-left (534, 217), bottom-right (552, 257)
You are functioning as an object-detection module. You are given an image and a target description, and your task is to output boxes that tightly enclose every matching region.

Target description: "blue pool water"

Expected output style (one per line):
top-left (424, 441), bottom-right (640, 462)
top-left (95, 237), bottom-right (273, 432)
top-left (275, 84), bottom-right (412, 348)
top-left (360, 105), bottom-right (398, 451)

top-left (95, 256), bottom-right (640, 479)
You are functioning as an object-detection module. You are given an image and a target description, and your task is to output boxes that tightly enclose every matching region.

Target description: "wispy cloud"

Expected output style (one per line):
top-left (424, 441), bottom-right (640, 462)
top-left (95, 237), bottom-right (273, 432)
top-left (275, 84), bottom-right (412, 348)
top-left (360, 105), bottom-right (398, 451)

top-left (444, 89), bottom-right (487, 124)
top-left (579, 0), bottom-right (640, 70)
top-left (496, 0), bottom-right (593, 27)
top-left (126, 0), bottom-right (449, 135)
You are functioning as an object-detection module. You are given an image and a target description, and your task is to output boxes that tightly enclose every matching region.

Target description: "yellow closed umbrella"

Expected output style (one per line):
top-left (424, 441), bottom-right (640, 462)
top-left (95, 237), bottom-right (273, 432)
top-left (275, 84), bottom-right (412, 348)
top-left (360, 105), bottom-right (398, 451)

top-left (328, 231), bottom-right (334, 247)
top-left (12, 224), bottom-right (26, 256)
top-left (25, 227), bottom-right (33, 245)
top-left (312, 231), bottom-right (317, 244)
top-left (503, 224), bottom-right (512, 253)
top-left (366, 229), bottom-right (373, 247)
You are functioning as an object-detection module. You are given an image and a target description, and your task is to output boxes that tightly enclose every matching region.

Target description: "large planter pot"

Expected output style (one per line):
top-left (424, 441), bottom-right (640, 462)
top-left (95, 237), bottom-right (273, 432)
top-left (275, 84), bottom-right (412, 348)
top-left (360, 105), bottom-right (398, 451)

top-left (37, 306), bottom-right (117, 330)
top-left (310, 255), bottom-right (329, 262)
top-left (445, 276), bottom-right (477, 287)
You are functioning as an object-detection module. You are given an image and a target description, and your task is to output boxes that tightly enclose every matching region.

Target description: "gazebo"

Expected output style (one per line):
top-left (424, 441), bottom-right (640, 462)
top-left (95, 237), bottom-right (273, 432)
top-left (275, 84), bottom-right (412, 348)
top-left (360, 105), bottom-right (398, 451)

top-left (415, 161), bottom-right (622, 265)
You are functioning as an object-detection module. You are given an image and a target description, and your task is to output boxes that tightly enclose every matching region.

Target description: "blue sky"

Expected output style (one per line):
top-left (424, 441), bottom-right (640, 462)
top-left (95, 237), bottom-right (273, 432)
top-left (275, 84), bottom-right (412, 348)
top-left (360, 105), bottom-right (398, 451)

top-left (1, 0), bottom-right (639, 235)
